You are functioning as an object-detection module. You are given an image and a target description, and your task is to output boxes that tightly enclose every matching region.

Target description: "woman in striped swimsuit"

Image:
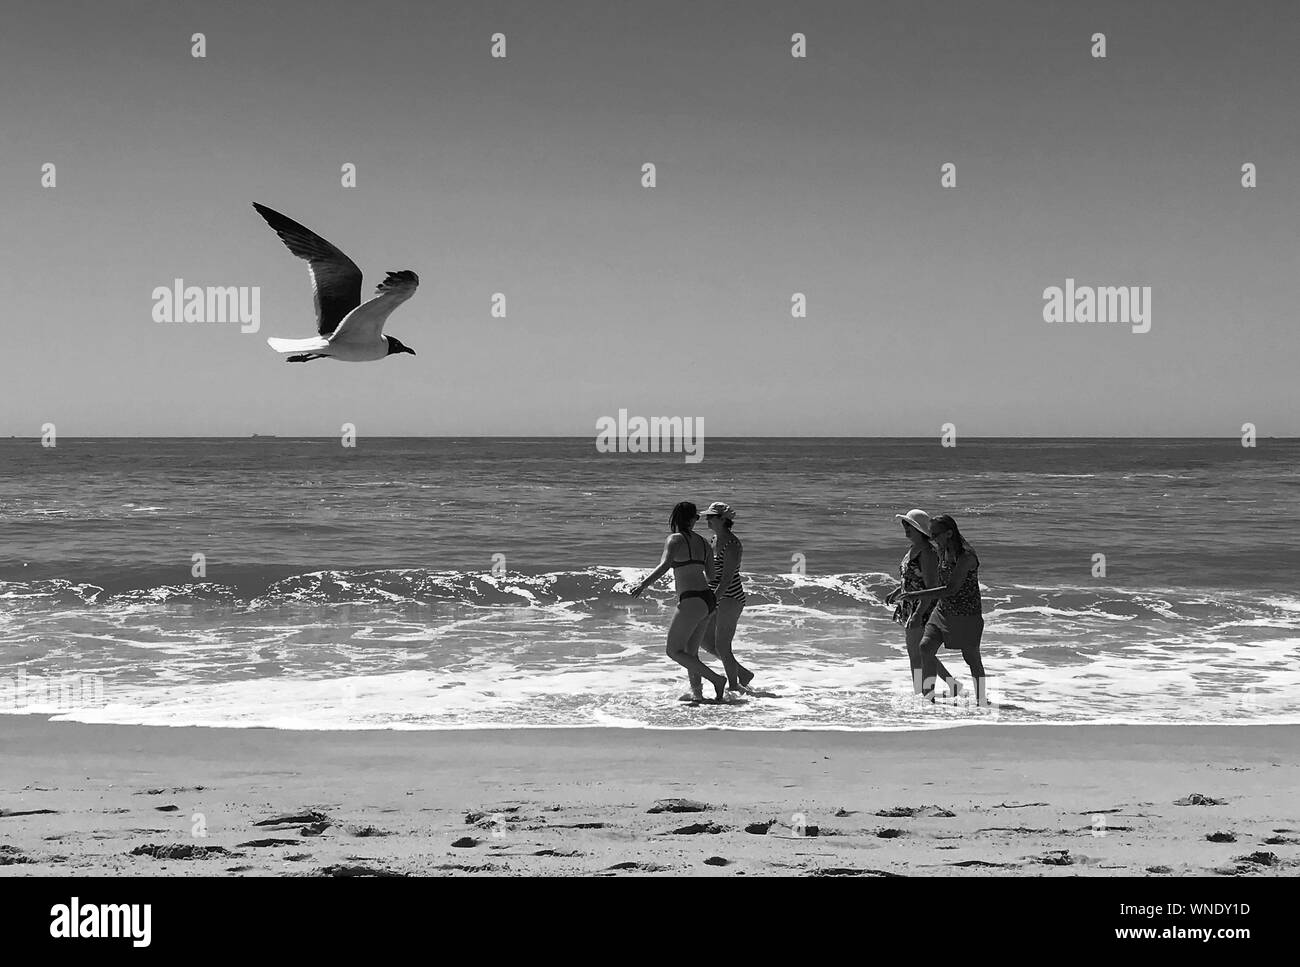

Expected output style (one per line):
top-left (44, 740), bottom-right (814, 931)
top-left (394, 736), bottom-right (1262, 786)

top-left (696, 501), bottom-right (755, 694)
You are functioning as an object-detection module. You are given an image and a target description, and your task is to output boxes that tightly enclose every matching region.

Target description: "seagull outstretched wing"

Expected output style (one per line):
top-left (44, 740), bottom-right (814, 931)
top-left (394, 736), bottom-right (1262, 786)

top-left (252, 202), bottom-right (363, 336)
top-left (329, 271), bottom-right (420, 346)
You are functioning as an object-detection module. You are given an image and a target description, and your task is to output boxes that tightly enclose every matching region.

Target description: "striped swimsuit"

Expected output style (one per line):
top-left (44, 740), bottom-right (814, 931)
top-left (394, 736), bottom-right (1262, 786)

top-left (709, 536), bottom-right (747, 605)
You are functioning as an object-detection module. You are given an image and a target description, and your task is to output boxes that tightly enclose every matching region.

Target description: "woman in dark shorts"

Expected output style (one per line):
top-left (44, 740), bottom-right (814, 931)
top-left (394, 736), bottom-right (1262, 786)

top-left (630, 501), bottom-right (727, 702)
top-left (901, 514), bottom-right (987, 704)
top-left (886, 508), bottom-right (956, 695)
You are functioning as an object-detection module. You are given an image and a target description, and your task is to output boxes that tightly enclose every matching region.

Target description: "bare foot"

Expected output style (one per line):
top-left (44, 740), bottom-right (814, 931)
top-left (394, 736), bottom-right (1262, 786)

top-left (739, 668), bottom-right (755, 687)
top-left (712, 677), bottom-right (727, 703)
top-left (948, 680), bottom-right (963, 699)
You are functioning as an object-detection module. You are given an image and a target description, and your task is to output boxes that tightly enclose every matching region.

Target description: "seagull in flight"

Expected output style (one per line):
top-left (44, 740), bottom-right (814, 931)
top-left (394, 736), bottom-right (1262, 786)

top-left (253, 202), bottom-right (419, 363)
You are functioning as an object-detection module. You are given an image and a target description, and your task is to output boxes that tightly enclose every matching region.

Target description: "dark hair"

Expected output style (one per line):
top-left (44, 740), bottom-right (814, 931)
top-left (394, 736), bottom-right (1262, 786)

top-left (929, 514), bottom-right (969, 559)
top-left (669, 501), bottom-right (699, 534)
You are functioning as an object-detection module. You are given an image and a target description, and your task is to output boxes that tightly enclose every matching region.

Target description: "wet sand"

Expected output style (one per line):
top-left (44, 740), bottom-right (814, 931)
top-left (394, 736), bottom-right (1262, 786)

top-left (1, 720), bottom-right (1296, 876)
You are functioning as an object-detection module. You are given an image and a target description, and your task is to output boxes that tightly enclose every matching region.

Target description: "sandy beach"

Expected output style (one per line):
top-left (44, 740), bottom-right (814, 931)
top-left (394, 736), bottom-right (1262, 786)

top-left (1, 721), bottom-right (1295, 877)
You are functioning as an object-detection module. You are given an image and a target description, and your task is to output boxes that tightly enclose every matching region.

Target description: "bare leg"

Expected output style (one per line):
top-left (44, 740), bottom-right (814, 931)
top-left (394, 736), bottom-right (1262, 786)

top-left (668, 599), bottom-right (725, 699)
top-left (907, 624), bottom-right (954, 694)
top-left (919, 630), bottom-right (960, 698)
top-left (962, 638), bottom-right (987, 705)
top-left (688, 610), bottom-right (717, 698)
top-left (709, 598), bottom-right (749, 690)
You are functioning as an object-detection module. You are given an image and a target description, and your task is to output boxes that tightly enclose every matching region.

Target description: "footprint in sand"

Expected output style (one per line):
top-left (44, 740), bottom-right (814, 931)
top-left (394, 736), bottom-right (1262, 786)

top-left (433, 863), bottom-right (497, 873)
top-left (0, 846), bottom-right (34, 866)
top-left (1233, 851), bottom-right (1280, 867)
top-left (647, 799), bottom-right (710, 814)
top-left (139, 786), bottom-right (206, 795)
top-left (874, 828), bottom-right (907, 839)
top-left (1033, 850), bottom-right (1076, 866)
top-left (254, 810), bottom-right (331, 828)
top-left (949, 859), bottom-right (1018, 868)
top-left (977, 826), bottom-right (1048, 834)
top-left (465, 806), bottom-right (522, 824)
top-left (704, 856), bottom-right (730, 866)
top-left (316, 864), bottom-right (405, 877)
top-left (604, 861), bottom-right (670, 873)
top-left (0, 808), bottom-right (59, 817)
top-left (131, 843), bottom-right (231, 860)
top-left (1174, 793), bottom-right (1226, 806)
top-left (235, 838), bottom-right (301, 848)
top-left (451, 836), bottom-right (479, 848)
top-left (744, 821), bottom-right (775, 835)
top-left (668, 822), bottom-right (728, 835)
top-left (1206, 831), bottom-right (1237, 843)
top-left (807, 867), bottom-right (901, 878)
top-left (343, 824), bottom-right (391, 837)
top-left (876, 805), bottom-right (956, 818)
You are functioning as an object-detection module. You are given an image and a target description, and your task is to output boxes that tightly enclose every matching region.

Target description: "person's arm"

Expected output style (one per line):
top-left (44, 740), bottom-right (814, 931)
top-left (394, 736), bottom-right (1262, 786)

top-left (920, 546), bottom-right (940, 590)
top-left (903, 551), bottom-right (974, 603)
top-left (716, 536), bottom-right (741, 590)
top-left (630, 535), bottom-right (678, 596)
top-left (905, 546), bottom-right (942, 626)
top-left (704, 535), bottom-right (716, 585)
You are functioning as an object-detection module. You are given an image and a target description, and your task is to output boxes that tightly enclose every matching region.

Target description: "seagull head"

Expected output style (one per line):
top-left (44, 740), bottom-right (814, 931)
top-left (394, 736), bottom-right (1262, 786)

top-left (385, 336), bottom-right (416, 357)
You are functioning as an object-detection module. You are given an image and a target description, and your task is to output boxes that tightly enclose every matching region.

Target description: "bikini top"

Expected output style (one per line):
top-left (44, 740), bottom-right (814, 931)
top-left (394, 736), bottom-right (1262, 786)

top-left (670, 531), bottom-right (707, 568)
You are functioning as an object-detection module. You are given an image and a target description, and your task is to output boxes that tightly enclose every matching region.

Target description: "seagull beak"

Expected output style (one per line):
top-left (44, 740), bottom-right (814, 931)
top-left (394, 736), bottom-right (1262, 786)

top-left (404, 347), bottom-right (416, 355)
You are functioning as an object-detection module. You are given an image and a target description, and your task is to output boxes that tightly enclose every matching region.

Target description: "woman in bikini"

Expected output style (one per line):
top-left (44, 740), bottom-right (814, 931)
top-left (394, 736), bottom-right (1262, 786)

top-left (697, 501), bottom-right (755, 694)
top-left (901, 514), bottom-right (988, 704)
top-left (629, 501), bottom-right (728, 702)
top-left (886, 509), bottom-right (957, 695)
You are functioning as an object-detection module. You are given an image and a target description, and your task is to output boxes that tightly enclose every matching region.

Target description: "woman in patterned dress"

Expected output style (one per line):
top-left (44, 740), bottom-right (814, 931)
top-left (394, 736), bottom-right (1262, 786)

top-left (901, 514), bottom-right (988, 704)
top-left (887, 509), bottom-right (956, 695)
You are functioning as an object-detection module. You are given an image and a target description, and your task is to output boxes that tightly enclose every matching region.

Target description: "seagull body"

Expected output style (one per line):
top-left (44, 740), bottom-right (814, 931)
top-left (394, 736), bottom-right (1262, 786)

top-left (253, 202), bottom-right (419, 362)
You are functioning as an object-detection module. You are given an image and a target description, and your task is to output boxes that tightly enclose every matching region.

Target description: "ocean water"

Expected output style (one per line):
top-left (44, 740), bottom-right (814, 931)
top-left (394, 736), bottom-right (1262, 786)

top-left (1, 438), bottom-right (1297, 731)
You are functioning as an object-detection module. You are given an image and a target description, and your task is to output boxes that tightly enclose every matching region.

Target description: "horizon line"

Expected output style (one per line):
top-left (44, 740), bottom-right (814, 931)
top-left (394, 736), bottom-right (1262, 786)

top-left (1, 435), bottom-right (1293, 442)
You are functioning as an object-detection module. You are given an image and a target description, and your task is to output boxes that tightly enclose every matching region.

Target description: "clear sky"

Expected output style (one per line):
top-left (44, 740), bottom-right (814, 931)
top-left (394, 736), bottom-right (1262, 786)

top-left (2, 0), bottom-right (1296, 436)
